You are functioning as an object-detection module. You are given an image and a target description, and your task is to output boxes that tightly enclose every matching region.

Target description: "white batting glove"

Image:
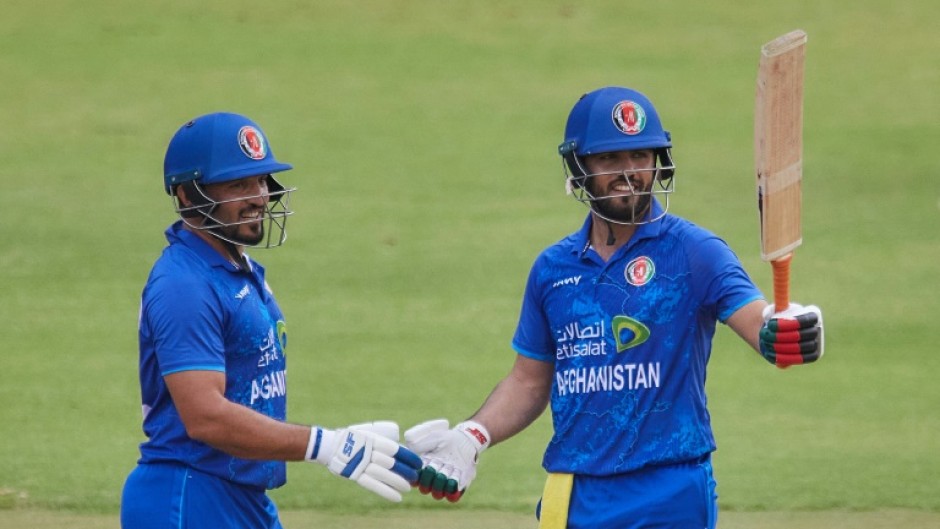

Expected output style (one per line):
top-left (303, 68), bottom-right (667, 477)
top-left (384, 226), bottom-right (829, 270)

top-left (306, 421), bottom-right (422, 502)
top-left (759, 303), bottom-right (824, 368)
top-left (404, 419), bottom-right (490, 502)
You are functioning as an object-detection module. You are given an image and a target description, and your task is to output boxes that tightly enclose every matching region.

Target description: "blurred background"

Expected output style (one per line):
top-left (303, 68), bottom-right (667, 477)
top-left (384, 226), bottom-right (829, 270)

top-left (0, 0), bottom-right (937, 519)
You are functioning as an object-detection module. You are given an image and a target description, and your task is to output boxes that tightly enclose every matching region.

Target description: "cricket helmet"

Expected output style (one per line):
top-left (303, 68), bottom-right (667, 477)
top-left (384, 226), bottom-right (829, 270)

top-left (163, 112), bottom-right (296, 248)
top-left (558, 86), bottom-right (676, 224)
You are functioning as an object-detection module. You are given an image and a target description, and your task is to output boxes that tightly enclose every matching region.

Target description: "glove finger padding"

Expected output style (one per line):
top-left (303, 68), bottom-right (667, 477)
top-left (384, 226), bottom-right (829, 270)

top-left (368, 434), bottom-right (422, 484)
top-left (310, 424), bottom-right (422, 503)
top-left (357, 472), bottom-right (407, 502)
top-left (404, 419), bottom-right (451, 453)
top-left (350, 420), bottom-right (400, 442)
top-left (404, 420), bottom-right (490, 502)
top-left (760, 303), bottom-right (824, 368)
top-left (364, 462), bottom-right (412, 493)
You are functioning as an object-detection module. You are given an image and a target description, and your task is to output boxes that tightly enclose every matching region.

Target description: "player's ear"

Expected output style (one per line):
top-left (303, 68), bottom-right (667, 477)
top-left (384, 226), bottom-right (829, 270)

top-left (173, 184), bottom-right (191, 207)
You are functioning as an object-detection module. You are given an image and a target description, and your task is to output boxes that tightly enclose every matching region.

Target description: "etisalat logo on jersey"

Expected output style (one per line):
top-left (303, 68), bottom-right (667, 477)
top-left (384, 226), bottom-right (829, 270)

top-left (555, 316), bottom-right (650, 360)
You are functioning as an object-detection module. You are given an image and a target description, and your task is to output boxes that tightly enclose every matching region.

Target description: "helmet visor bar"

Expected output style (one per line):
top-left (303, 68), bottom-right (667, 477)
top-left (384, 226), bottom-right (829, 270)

top-left (172, 181), bottom-right (296, 249)
top-left (563, 156), bottom-right (675, 225)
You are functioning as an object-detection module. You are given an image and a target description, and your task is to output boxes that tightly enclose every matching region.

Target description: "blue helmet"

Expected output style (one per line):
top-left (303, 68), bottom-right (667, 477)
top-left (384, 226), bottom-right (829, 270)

top-left (164, 112), bottom-right (293, 194)
top-left (558, 87), bottom-right (676, 225)
top-left (163, 112), bottom-right (296, 248)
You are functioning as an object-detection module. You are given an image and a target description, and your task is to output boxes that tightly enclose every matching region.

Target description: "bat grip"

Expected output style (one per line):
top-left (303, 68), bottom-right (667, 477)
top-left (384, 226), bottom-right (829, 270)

top-left (771, 253), bottom-right (792, 312)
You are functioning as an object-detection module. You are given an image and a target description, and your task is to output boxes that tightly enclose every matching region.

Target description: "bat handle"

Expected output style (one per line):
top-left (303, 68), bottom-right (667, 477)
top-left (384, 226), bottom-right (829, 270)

top-left (771, 253), bottom-right (792, 313)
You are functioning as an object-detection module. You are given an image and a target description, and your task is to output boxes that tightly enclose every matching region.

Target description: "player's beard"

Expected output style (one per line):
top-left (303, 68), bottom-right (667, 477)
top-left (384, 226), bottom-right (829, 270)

top-left (213, 210), bottom-right (266, 246)
top-left (588, 177), bottom-right (653, 224)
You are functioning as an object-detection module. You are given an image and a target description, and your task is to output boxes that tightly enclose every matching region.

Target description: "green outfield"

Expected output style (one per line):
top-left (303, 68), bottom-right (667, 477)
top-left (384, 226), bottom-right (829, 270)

top-left (1, 0), bottom-right (938, 527)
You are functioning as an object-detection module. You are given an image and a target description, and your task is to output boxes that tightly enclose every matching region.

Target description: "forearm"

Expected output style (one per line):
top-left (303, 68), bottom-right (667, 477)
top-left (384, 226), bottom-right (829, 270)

top-left (165, 370), bottom-right (311, 461)
top-left (186, 399), bottom-right (312, 461)
top-left (470, 356), bottom-right (553, 445)
top-left (727, 299), bottom-right (769, 353)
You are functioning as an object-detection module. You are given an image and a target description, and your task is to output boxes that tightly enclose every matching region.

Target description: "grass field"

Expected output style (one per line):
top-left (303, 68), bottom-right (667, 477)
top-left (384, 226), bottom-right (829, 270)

top-left (1, 0), bottom-right (938, 527)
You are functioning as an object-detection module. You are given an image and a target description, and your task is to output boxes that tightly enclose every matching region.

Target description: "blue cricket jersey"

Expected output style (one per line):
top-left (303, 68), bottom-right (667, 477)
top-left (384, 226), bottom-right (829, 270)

top-left (512, 202), bottom-right (762, 476)
top-left (136, 222), bottom-right (288, 489)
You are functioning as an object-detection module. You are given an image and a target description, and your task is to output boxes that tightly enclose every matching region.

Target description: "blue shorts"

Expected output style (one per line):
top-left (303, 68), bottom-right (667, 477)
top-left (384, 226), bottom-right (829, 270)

top-left (537, 457), bottom-right (718, 529)
top-left (121, 463), bottom-right (283, 529)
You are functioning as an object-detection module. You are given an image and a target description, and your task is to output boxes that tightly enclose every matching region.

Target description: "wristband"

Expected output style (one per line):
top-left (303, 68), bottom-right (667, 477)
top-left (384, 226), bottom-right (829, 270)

top-left (456, 420), bottom-right (491, 453)
top-left (306, 426), bottom-right (337, 464)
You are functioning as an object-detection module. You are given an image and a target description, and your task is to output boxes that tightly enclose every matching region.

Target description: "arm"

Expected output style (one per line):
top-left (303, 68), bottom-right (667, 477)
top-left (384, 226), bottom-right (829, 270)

top-left (469, 354), bottom-right (554, 445)
top-left (725, 299), bottom-right (769, 354)
top-left (164, 370), bottom-right (310, 460)
top-left (405, 354), bottom-right (554, 502)
top-left (164, 370), bottom-right (421, 502)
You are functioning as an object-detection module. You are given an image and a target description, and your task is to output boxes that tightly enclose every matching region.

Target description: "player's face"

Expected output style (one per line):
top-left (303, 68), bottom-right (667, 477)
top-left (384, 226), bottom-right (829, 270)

top-left (583, 149), bottom-right (656, 223)
top-left (202, 175), bottom-right (269, 246)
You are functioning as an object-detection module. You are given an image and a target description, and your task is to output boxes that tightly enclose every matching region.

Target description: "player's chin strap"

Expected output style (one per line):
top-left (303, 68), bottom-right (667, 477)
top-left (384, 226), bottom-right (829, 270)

top-left (220, 239), bottom-right (250, 271)
top-left (604, 220), bottom-right (616, 246)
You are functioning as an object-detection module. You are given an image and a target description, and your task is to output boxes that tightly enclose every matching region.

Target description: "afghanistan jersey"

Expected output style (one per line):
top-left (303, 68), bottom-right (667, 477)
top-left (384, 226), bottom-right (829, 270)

top-left (512, 202), bottom-right (762, 476)
top-left (137, 222), bottom-right (288, 489)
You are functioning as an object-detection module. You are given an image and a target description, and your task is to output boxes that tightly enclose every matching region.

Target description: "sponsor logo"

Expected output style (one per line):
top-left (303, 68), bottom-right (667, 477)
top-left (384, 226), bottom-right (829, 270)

top-left (257, 328), bottom-right (281, 368)
top-left (238, 125), bottom-right (267, 160)
top-left (555, 316), bottom-right (650, 359)
top-left (556, 320), bottom-right (608, 359)
top-left (465, 427), bottom-right (489, 446)
top-left (612, 315), bottom-right (651, 352)
top-left (552, 275), bottom-right (582, 288)
top-left (612, 101), bottom-right (647, 135)
top-left (625, 256), bottom-right (655, 286)
top-left (342, 432), bottom-right (355, 456)
top-left (276, 320), bottom-right (288, 352)
top-left (235, 284), bottom-right (251, 299)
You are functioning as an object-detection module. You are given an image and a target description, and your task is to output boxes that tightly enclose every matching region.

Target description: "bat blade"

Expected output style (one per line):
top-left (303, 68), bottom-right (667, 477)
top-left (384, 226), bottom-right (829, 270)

top-left (755, 29), bottom-right (807, 311)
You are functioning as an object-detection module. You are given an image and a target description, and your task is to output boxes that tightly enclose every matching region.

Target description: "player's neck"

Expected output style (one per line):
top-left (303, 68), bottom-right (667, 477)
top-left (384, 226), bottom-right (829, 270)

top-left (589, 215), bottom-right (636, 261)
top-left (183, 222), bottom-right (247, 266)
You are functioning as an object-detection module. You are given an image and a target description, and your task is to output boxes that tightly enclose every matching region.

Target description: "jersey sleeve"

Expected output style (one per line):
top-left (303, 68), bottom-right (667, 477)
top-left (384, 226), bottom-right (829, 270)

top-left (144, 272), bottom-right (227, 375)
top-left (511, 255), bottom-right (556, 362)
top-left (689, 235), bottom-right (764, 323)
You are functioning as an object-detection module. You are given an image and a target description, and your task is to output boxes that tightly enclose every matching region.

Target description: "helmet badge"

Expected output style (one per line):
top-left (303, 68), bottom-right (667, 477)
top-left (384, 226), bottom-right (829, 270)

top-left (612, 101), bottom-right (647, 136)
top-left (238, 126), bottom-right (267, 160)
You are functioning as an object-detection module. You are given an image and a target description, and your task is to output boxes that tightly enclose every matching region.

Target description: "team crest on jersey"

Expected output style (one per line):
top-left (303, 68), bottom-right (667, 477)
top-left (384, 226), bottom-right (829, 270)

top-left (625, 256), bottom-right (655, 286)
top-left (238, 126), bottom-right (267, 160)
top-left (612, 101), bottom-right (647, 136)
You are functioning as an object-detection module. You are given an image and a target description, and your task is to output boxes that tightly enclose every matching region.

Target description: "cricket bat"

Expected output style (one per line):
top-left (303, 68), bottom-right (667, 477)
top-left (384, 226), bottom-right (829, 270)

top-left (755, 29), bottom-right (807, 313)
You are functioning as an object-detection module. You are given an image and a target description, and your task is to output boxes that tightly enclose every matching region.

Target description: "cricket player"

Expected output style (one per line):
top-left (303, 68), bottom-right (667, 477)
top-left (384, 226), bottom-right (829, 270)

top-left (405, 87), bottom-right (824, 528)
top-left (121, 112), bottom-right (421, 529)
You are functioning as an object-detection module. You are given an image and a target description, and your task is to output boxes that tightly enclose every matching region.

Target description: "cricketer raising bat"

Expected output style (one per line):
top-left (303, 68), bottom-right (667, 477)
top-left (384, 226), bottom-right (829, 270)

top-left (755, 29), bottom-right (807, 313)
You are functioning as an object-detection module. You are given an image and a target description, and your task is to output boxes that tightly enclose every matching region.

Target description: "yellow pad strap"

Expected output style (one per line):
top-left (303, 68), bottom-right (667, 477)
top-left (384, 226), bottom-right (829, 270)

top-left (538, 472), bottom-right (573, 529)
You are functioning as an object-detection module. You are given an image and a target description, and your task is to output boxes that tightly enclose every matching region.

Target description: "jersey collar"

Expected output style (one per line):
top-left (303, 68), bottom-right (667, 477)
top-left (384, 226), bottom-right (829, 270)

top-left (573, 199), bottom-right (667, 258)
top-left (165, 221), bottom-right (245, 273)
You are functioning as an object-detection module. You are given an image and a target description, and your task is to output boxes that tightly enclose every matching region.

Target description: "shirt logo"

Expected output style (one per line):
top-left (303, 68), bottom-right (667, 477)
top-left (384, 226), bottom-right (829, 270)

top-left (625, 256), bottom-right (655, 286)
top-left (235, 284), bottom-right (251, 299)
top-left (552, 275), bottom-right (582, 288)
top-left (238, 126), bottom-right (267, 160)
top-left (612, 101), bottom-right (647, 136)
top-left (612, 315), bottom-right (650, 352)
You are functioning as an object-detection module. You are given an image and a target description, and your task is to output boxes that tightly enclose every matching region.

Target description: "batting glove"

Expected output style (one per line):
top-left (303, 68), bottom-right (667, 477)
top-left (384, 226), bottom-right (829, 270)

top-left (404, 419), bottom-right (490, 502)
top-left (759, 303), bottom-right (824, 368)
top-left (306, 421), bottom-right (422, 502)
